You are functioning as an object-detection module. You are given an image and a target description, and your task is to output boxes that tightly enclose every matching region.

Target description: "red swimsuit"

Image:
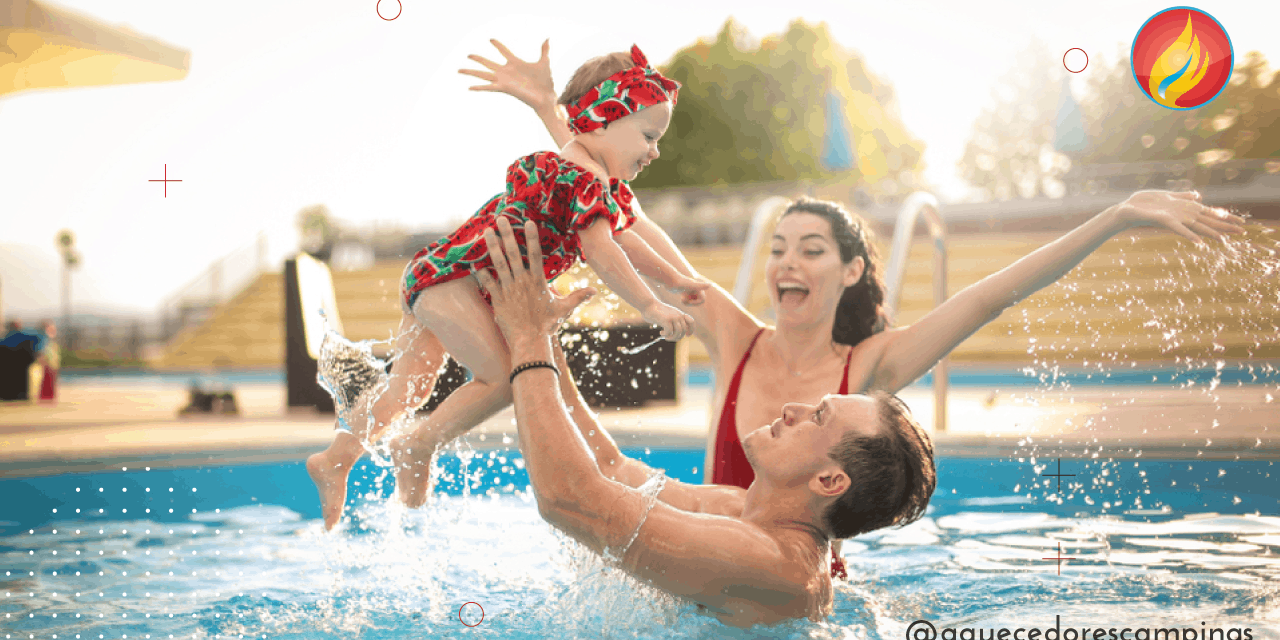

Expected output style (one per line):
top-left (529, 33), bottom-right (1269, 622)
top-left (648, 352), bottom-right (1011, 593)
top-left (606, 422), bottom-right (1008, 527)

top-left (711, 329), bottom-right (854, 487)
top-left (710, 328), bottom-right (854, 578)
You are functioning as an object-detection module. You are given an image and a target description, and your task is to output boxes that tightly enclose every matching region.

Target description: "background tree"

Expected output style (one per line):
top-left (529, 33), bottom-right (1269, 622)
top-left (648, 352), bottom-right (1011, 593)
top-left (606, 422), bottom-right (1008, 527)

top-left (1080, 50), bottom-right (1279, 171)
top-left (957, 39), bottom-right (1071, 202)
top-left (297, 204), bottom-right (337, 260)
top-left (634, 18), bottom-right (924, 192)
top-left (959, 40), bottom-right (1279, 201)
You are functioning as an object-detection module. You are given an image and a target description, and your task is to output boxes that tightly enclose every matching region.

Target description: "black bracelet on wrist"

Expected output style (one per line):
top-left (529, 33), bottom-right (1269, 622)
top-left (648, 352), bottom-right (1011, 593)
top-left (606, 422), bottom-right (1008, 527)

top-left (509, 360), bottom-right (560, 385)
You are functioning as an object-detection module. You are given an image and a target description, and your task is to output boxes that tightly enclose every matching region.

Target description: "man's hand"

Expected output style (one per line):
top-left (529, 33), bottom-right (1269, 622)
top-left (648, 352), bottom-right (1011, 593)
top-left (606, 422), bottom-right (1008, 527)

top-left (474, 219), bottom-right (596, 345)
top-left (459, 39), bottom-right (558, 113)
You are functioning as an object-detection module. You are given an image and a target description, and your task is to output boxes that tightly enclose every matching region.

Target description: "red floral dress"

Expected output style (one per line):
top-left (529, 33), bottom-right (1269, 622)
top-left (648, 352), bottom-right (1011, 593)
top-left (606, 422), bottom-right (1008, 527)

top-left (401, 151), bottom-right (638, 310)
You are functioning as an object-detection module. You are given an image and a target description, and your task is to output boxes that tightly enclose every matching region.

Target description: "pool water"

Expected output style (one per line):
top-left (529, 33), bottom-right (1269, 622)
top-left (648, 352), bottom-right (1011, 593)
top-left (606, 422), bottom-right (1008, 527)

top-left (2, 449), bottom-right (1278, 639)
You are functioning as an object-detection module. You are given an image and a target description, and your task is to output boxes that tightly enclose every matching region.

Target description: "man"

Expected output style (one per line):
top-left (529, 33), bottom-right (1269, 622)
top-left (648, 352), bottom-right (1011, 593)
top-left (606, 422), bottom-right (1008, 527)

top-left (473, 218), bottom-right (937, 627)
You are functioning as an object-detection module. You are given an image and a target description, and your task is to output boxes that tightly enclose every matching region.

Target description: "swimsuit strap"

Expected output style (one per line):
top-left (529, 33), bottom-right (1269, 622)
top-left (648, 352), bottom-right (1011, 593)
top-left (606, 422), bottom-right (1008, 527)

top-left (728, 328), bottom-right (768, 391)
top-left (837, 343), bottom-right (854, 395)
top-left (710, 328), bottom-right (767, 488)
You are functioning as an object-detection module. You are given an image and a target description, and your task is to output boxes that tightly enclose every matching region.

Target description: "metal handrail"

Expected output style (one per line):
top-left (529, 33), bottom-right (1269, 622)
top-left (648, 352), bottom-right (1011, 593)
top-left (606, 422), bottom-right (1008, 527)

top-left (884, 191), bottom-right (950, 433)
top-left (732, 196), bottom-right (792, 305)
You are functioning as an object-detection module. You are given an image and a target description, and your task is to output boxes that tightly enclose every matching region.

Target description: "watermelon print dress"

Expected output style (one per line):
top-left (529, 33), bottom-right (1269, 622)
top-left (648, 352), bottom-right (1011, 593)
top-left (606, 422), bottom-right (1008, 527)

top-left (401, 151), bottom-right (639, 311)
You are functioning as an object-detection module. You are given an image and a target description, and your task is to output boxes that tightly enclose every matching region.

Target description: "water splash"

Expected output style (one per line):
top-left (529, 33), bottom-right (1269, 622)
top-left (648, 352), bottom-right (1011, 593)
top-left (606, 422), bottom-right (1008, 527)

top-left (1011, 220), bottom-right (1280, 514)
top-left (314, 311), bottom-right (391, 434)
top-left (617, 337), bottom-right (664, 355)
top-left (604, 471), bottom-right (668, 566)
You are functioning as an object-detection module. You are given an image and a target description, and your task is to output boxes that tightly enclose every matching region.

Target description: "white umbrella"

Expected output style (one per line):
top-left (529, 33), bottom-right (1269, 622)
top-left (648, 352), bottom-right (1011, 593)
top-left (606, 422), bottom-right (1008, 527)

top-left (0, 0), bottom-right (188, 97)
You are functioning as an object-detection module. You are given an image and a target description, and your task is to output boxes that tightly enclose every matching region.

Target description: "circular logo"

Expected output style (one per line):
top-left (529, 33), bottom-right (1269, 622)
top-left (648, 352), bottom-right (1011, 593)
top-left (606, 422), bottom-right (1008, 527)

top-left (1131, 6), bottom-right (1232, 110)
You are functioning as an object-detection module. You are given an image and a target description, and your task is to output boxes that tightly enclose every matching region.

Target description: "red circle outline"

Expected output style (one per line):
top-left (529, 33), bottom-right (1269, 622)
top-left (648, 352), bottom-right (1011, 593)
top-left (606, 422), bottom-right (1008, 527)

top-left (1063, 48), bottom-right (1088, 73)
top-left (459, 602), bottom-right (484, 627)
top-left (376, 0), bottom-right (402, 21)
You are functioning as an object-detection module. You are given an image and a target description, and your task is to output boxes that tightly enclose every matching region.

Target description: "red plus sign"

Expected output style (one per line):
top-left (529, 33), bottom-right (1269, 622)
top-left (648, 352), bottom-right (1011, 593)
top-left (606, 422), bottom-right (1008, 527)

top-left (148, 164), bottom-right (183, 197)
top-left (1042, 541), bottom-right (1076, 576)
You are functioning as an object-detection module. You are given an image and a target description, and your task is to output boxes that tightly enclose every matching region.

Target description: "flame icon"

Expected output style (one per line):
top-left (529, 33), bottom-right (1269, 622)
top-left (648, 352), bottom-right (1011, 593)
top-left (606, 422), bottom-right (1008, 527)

top-left (1131, 8), bottom-right (1233, 110)
top-left (1147, 14), bottom-right (1208, 107)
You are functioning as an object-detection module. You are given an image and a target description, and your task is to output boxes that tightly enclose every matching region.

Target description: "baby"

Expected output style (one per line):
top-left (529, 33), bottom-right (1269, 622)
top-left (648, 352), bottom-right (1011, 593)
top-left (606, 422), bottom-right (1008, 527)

top-left (308, 45), bottom-right (708, 530)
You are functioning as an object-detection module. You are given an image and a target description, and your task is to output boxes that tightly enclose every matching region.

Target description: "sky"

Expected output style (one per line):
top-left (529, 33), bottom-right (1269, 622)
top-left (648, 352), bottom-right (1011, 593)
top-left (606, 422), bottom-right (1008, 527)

top-left (1, 0), bottom-right (1276, 318)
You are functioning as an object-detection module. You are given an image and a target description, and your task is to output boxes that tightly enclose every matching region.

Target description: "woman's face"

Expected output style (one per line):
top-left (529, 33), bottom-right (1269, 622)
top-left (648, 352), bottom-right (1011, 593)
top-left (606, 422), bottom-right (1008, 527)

top-left (766, 212), bottom-right (863, 327)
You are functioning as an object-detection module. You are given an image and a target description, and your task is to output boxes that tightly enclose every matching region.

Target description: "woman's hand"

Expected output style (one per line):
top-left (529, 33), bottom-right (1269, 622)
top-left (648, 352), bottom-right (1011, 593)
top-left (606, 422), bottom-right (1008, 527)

top-left (1110, 190), bottom-right (1247, 243)
top-left (459, 39), bottom-right (558, 113)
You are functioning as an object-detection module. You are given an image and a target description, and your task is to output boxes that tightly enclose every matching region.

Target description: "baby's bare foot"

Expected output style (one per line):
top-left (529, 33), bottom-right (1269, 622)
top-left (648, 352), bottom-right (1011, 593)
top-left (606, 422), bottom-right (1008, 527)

top-left (390, 432), bottom-right (436, 509)
top-left (306, 451), bottom-right (351, 531)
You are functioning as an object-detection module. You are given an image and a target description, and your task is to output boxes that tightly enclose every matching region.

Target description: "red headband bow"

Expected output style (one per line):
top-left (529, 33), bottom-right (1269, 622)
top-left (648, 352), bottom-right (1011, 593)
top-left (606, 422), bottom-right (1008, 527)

top-left (565, 45), bottom-right (681, 135)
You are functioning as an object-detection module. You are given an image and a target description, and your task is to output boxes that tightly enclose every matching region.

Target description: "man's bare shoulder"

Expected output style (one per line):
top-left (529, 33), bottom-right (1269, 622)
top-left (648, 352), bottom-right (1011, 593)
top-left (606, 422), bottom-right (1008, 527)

top-left (694, 483), bottom-right (747, 517)
top-left (623, 502), bottom-right (826, 626)
top-left (651, 477), bottom-right (746, 517)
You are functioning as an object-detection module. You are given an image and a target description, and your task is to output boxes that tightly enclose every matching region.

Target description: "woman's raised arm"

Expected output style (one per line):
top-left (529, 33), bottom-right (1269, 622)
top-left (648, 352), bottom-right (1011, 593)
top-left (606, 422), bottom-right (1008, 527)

top-left (460, 39), bottom-right (573, 148)
top-left (868, 190), bottom-right (1246, 394)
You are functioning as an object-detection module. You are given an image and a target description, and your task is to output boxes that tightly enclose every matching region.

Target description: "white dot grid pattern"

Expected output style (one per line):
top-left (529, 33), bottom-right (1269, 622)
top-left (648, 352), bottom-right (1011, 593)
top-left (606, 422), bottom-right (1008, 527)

top-left (1, 448), bottom-right (541, 637)
top-left (0, 465), bottom-right (287, 639)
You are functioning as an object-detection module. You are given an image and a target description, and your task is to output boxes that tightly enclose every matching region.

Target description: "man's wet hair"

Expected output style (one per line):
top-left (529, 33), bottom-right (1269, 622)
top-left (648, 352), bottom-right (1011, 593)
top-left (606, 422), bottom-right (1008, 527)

top-left (822, 391), bottom-right (936, 539)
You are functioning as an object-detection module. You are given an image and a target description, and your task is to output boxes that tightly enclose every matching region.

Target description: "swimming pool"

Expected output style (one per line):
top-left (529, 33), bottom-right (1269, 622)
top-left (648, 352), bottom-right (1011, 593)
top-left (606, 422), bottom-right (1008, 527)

top-left (2, 449), bottom-right (1277, 639)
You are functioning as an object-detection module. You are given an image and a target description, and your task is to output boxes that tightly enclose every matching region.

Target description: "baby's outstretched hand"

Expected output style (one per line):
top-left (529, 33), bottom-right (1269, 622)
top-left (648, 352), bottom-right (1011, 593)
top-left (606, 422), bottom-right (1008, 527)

top-left (458, 39), bottom-right (556, 111)
top-left (641, 301), bottom-right (694, 342)
top-left (668, 275), bottom-right (710, 306)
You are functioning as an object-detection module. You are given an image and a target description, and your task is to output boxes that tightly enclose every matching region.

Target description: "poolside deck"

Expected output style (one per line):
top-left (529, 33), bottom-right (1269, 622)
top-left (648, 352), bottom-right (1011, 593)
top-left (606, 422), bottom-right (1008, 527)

top-left (1, 375), bottom-right (1275, 478)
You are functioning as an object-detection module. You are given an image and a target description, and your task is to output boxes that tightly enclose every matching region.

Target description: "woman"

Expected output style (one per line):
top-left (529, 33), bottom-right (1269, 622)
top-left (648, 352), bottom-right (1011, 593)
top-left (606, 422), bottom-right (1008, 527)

top-left (36, 320), bottom-right (59, 403)
top-left (459, 39), bottom-right (1246, 496)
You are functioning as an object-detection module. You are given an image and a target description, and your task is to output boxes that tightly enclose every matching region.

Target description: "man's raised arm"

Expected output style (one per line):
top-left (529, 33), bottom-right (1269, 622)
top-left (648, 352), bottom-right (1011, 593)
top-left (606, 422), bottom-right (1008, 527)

top-left (476, 219), bottom-right (806, 621)
top-left (476, 219), bottom-right (670, 551)
top-left (549, 338), bottom-right (744, 516)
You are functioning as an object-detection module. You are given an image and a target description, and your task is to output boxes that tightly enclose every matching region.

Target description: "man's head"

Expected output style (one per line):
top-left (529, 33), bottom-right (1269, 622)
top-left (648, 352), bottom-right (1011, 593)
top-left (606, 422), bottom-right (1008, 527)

top-left (743, 392), bottom-right (936, 540)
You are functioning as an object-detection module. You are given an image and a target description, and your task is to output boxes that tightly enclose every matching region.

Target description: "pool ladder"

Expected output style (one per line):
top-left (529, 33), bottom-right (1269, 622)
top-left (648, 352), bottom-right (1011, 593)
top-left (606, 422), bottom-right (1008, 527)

top-left (732, 192), bottom-right (950, 433)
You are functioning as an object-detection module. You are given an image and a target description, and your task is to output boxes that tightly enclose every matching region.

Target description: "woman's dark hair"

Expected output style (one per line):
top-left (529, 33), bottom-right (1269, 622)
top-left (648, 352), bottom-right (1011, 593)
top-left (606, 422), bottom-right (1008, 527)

top-left (779, 198), bottom-right (890, 346)
top-left (557, 52), bottom-right (633, 107)
top-left (823, 391), bottom-right (936, 539)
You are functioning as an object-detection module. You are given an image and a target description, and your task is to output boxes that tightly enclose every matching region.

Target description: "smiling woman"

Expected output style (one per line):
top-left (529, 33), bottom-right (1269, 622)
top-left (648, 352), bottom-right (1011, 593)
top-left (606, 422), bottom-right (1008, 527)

top-left (769, 199), bottom-right (889, 370)
top-left (708, 198), bottom-right (888, 489)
